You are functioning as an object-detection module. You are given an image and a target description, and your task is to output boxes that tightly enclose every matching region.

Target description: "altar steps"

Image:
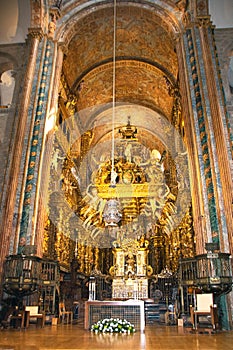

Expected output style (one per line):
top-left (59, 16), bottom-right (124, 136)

top-left (144, 300), bottom-right (167, 324)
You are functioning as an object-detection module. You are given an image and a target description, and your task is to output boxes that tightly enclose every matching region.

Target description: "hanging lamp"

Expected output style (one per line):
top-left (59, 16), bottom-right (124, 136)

top-left (103, 0), bottom-right (122, 227)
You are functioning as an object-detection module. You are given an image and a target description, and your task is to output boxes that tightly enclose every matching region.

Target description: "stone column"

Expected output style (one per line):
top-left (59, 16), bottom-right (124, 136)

top-left (197, 18), bottom-right (232, 254)
top-left (35, 43), bottom-right (65, 257)
top-left (17, 36), bottom-right (56, 254)
top-left (176, 0), bottom-right (233, 329)
top-left (177, 1), bottom-right (232, 254)
top-left (0, 29), bottom-right (43, 274)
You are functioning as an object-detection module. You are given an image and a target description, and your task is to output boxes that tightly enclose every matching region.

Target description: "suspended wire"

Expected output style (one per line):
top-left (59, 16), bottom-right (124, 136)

top-left (111, 0), bottom-right (117, 186)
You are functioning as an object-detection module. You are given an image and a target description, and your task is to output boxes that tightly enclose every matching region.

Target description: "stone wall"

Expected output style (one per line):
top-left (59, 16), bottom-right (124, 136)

top-left (0, 43), bottom-right (26, 228)
top-left (214, 28), bottom-right (233, 176)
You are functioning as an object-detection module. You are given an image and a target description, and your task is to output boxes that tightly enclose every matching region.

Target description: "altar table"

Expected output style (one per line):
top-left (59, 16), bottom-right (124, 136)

top-left (85, 300), bottom-right (145, 331)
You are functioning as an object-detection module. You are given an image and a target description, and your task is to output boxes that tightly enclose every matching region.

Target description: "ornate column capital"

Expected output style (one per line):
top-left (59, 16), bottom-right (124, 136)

top-left (27, 27), bottom-right (44, 41)
top-left (197, 16), bottom-right (214, 28)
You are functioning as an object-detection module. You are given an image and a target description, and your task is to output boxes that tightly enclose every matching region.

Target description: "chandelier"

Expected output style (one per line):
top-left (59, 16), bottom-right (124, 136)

top-left (103, 0), bottom-right (122, 227)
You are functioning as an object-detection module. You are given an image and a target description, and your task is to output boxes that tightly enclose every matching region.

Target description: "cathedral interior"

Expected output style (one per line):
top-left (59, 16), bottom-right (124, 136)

top-left (0, 0), bottom-right (233, 333)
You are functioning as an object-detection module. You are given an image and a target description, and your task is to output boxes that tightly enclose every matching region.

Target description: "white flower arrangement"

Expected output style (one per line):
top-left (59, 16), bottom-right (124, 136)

top-left (91, 318), bottom-right (135, 334)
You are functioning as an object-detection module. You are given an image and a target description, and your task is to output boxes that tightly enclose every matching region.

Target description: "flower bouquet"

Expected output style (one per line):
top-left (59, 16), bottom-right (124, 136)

top-left (91, 318), bottom-right (135, 334)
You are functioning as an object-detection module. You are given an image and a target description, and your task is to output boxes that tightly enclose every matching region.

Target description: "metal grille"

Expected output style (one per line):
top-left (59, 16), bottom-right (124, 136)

top-left (86, 301), bottom-right (145, 331)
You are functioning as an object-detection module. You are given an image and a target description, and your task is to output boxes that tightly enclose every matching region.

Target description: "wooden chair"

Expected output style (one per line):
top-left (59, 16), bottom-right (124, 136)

top-left (59, 302), bottom-right (73, 324)
top-left (10, 307), bottom-right (29, 329)
top-left (25, 306), bottom-right (45, 327)
top-left (190, 293), bottom-right (218, 332)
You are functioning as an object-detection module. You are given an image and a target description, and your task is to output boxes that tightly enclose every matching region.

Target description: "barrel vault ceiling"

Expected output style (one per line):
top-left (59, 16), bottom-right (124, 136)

top-left (60, 1), bottom-right (181, 151)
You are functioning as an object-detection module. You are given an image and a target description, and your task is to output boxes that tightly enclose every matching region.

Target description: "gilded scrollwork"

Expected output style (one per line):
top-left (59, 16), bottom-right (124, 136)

top-left (55, 117), bottom-right (191, 244)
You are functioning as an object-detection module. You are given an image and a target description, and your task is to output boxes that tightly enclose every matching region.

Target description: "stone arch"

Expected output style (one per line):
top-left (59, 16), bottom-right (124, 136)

top-left (0, 53), bottom-right (17, 106)
top-left (30, 0), bottom-right (43, 28)
top-left (0, 70), bottom-right (15, 106)
top-left (56, 0), bottom-right (183, 46)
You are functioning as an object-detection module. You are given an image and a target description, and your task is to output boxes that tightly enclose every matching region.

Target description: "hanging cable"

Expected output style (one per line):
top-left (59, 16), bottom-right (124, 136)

top-left (110, 0), bottom-right (117, 187)
top-left (103, 0), bottom-right (122, 227)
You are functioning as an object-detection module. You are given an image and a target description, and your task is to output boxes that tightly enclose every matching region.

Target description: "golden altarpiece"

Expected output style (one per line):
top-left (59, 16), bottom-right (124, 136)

top-left (110, 237), bottom-right (152, 299)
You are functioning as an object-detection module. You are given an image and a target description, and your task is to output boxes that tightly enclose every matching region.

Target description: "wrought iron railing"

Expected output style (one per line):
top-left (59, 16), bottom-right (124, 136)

top-left (179, 252), bottom-right (232, 296)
